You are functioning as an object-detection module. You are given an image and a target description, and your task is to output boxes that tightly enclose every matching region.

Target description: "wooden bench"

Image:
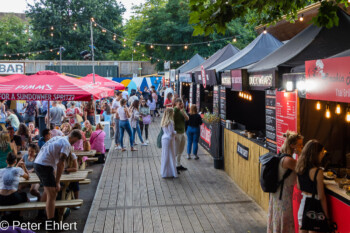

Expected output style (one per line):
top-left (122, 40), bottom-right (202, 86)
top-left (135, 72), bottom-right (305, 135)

top-left (83, 169), bottom-right (93, 173)
top-left (0, 199), bottom-right (83, 212)
top-left (79, 179), bottom-right (91, 185)
top-left (86, 157), bottom-right (98, 162)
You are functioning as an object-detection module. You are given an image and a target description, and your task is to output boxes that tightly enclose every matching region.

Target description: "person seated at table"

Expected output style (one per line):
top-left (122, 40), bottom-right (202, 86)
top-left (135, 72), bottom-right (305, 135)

top-left (0, 132), bottom-right (17, 169)
top-left (64, 152), bottom-right (80, 209)
top-left (7, 126), bottom-right (22, 153)
top-left (60, 122), bottom-right (72, 136)
top-left (50, 123), bottom-right (64, 137)
top-left (19, 144), bottom-right (41, 202)
top-left (102, 102), bottom-right (112, 123)
top-left (72, 123), bottom-right (86, 151)
top-left (16, 123), bottom-right (32, 151)
top-left (90, 123), bottom-right (106, 163)
top-left (66, 101), bottom-right (83, 127)
top-left (82, 120), bottom-right (95, 139)
top-left (33, 130), bottom-right (82, 221)
top-left (6, 110), bottom-right (20, 131)
top-left (38, 129), bottom-right (52, 149)
top-left (0, 153), bottom-right (29, 219)
top-left (28, 122), bottom-right (39, 141)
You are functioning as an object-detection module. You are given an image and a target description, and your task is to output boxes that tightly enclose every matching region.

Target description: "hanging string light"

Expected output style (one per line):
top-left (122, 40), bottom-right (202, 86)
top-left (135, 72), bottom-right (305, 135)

top-left (316, 101), bottom-right (321, 110)
top-left (50, 26), bottom-right (54, 30)
top-left (299, 14), bottom-right (304, 22)
top-left (6, 42), bottom-right (9, 46)
top-left (325, 105), bottom-right (331, 119)
top-left (184, 45), bottom-right (188, 49)
top-left (137, 42), bottom-right (140, 46)
top-left (233, 37), bottom-right (237, 43)
top-left (346, 107), bottom-right (350, 122)
top-left (50, 33), bottom-right (54, 37)
top-left (167, 46), bottom-right (171, 50)
top-left (335, 104), bottom-right (341, 115)
top-left (150, 44), bottom-right (154, 49)
top-left (263, 27), bottom-right (267, 34)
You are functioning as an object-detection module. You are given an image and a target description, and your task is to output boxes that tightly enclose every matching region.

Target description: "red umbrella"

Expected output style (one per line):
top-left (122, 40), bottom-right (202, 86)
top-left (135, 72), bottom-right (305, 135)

top-left (82, 73), bottom-right (124, 90)
top-left (0, 74), bottom-right (27, 83)
top-left (0, 71), bottom-right (114, 101)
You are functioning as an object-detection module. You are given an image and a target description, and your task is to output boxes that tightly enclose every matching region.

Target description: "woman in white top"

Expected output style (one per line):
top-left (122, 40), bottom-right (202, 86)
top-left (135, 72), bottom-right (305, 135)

top-left (130, 100), bottom-right (148, 146)
top-left (160, 108), bottom-right (177, 178)
top-left (0, 152), bottom-right (29, 212)
top-left (117, 99), bottom-right (137, 152)
top-left (147, 95), bottom-right (156, 122)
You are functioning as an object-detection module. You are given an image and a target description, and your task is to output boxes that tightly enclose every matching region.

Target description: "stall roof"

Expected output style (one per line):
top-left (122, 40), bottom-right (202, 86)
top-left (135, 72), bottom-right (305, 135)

top-left (176, 54), bottom-right (205, 73)
top-left (210, 33), bottom-right (283, 72)
top-left (187, 44), bottom-right (240, 73)
top-left (249, 9), bottom-right (350, 73)
top-left (291, 48), bottom-right (350, 73)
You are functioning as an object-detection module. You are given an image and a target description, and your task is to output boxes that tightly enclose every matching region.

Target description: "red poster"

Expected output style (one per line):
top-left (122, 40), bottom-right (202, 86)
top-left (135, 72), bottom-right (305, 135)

top-left (201, 65), bottom-right (207, 88)
top-left (200, 124), bottom-right (211, 147)
top-left (231, 69), bottom-right (242, 91)
top-left (305, 57), bottom-right (350, 103)
top-left (276, 91), bottom-right (298, 153)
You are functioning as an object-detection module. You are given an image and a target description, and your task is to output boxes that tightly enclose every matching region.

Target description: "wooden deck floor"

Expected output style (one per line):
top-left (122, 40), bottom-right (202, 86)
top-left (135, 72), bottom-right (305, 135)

top-left (84, 117), bottom-right (267, 233)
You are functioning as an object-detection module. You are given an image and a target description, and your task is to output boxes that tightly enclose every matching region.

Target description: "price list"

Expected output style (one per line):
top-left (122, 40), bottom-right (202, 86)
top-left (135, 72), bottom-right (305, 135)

top-left (220, 86), bottom-right (226, 126)
top-left (265, 89), bottom-right (277, 153)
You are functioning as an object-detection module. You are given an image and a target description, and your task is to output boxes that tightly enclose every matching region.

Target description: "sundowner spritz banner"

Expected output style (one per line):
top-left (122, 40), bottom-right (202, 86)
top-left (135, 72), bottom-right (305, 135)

top-left (305, 57), bottom-right (350, 103)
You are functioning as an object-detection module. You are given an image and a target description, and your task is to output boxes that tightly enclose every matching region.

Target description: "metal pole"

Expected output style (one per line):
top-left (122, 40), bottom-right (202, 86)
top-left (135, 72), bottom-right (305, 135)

top-left (59, 46), bottom-right (62, 73)
top-left (90, 19), bottom-right (97, 124)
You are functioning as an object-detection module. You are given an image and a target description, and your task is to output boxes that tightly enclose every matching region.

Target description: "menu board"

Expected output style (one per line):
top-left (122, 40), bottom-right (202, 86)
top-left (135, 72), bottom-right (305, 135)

top-left (189, 83), bottom-right (193, 106)
top-left (196, 84), bottom-right (201, 111)
top-left (220, 86), bottom-right (226, 126)
top-left (276, 91), bottom-right (298, 153)
top-left (265, 89), bottom-right (277, 153)
top-left (213, 86), bottom-right (219, 116)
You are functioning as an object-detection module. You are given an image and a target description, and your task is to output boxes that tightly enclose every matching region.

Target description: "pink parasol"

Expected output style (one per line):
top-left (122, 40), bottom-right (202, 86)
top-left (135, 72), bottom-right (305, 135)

top-left (82, 73), bottom-right (124, 90)
top-left (0, 71), bottom-right (114, 101)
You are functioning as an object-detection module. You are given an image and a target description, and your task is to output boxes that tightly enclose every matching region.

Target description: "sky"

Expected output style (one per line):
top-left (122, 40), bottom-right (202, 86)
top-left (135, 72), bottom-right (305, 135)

top-left (0, 0), bottom-right (145, 20)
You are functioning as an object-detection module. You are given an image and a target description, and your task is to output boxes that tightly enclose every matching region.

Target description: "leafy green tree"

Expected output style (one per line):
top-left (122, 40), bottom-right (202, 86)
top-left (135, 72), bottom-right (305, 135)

top-left (130, 0), bottom-right (256, 70)
top-left (26, 0), bottom-right (125, 60)
top-left (0, 15), bottom-right (30, 60)
top-left (189, 0), bottom-right (350, 35)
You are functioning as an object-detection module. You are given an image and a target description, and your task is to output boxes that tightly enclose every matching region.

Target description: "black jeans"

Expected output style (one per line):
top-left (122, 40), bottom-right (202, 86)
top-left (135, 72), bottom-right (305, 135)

top-left (139, 121), bottom-right (149, 140)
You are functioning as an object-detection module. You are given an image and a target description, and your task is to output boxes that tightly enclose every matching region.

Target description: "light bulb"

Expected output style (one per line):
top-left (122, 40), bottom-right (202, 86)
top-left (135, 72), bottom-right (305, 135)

top-left (167, 46), bottom-right (170, 50)
top-left (50, 33), bottom-right (54, 37)
top-left (142, 54), bottom-right (144, 57)
top-left (233, 37), bottom-right (237, 43)
top-left (184, 45), bottom-right (188, 49)
top-left (123, 38), bottom-right (126, 42)
top-left (6, 42), bottom-right (9, 45)
top-left (325, 105), bottom-right (331, 119)
top-left (248, 95), bottom-right (252, 101)
top-left (50, 26), bottom-right (54, 30)
top-left (263, 27), bottom-right (267, 34)
top-left (207, 43), bottom-right (210, 46)
top-left (73, 27), bottom-right (76, 30)
top-left (123, 44), bottom-right (126, 47)
top-left (335, 104), bottom-right (341, 115)
top-left (91, 17), bottom-right (95, 22)
top-left (150, 45), bottom-right (154, 49)
top-left (346, 110), bottom-right (350, 122)
top-left (299, 14), bottom-right (304, 22)
top-left (316, 101), bottom-right (321, 110)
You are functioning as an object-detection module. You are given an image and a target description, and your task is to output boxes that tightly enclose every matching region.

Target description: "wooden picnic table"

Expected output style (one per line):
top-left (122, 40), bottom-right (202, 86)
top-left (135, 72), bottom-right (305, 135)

top-left (73, 150), bottom-right (97, 170)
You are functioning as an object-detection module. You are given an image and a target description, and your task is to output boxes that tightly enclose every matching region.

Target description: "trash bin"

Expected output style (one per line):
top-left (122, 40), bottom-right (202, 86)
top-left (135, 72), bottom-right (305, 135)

top-left (38, 115), bottom-right (46, 136)
top-left (213, 157), bottom-right (224, 169)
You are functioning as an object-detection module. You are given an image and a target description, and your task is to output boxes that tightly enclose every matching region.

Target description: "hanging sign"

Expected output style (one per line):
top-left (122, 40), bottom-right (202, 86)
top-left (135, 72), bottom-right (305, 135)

top-left (213, 86), bottom-right (219, 116)
top-left (170, 69), bottom-right (176, 82)
top-left (305, 57), bottom-right (350, 103)
top-left (221, 72), bottom-right (231, 88)
top-left (237, 142), bottom-right (249, 160)
top-left (201, 65), bottom-right (207, 88)
top-left (189, 83), bottom-right (193, 106)
top-left (179, 73), bottom-right (192, 82)
top-left (220, 86), bottom-right (226, 126)
top-left (231, 69), bottom-right (243, 91)
top-left (0, 63), bottom-right (25, 75)
top-left (196, 84), bottom-right (201, 111)
top-left (276, 91), bottom-right (298, 153)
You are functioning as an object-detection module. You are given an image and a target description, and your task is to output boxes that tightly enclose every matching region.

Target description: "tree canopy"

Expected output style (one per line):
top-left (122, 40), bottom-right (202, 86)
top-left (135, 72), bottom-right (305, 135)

top-left (26, 0), bottom-right (125, 60)
top-left (189, 0), bottom-right (350, 35)
top-left (0, 15), bottom-right (30, 59)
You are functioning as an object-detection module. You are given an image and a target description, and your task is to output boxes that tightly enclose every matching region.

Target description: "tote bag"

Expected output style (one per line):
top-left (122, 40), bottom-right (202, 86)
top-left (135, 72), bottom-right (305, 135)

top-left (143, 115), bottom-right (152, 125)
top-left (301, 168), bottom-right (336, 232)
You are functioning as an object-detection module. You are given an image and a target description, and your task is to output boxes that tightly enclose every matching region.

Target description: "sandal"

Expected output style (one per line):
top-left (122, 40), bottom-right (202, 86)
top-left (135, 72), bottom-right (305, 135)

top-left (131, 148), bottom-right (138, 151)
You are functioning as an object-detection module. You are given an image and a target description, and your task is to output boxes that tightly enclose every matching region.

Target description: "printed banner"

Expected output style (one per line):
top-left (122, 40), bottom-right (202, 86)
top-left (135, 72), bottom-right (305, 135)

top-left (0, 63), bottom-right (25, 74)
top-left (305, 57), bottom-right (350, 103)
top-left (200, 124), bottom-right (211, 147)
top-left (231, 69), bottom-right (243, 91)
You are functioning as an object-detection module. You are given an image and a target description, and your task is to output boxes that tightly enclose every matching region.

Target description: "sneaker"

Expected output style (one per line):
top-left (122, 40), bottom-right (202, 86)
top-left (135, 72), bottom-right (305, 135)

top-left (116, 146), bottom-right (122, 150)
top-left (194, 155), bottom-right (199, 160)
top-left (186, 154), bottom-right (191, 159)
top-left (134, 142), bottom-right (138, 145)
top-left (141, 142), bottom-right (148, 146)
top-left (123, 145), bottom-right (127, 149)
top-left (177, 165), bottom-right (187, 171)
top-left (73, 206), bottom-right (80, 210)
top-left (146, 140), bottom-right (149, 144)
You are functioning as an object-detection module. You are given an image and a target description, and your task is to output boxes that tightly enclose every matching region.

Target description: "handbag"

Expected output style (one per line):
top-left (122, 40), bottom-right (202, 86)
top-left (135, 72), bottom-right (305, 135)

top-left (157, 128), bottom-right (163, 149)
top-left (143, 115), bottom-right (152, 125)
top-left (83, 140), bottom-right (91, 151)
top-left (76, 114), bottom-right (83, 123)
top-left (301, 168), bottom-right (336, 232)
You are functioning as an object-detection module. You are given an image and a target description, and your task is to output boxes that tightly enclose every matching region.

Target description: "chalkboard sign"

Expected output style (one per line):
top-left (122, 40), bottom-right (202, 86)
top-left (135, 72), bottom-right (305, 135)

top-left (196, 84), bottom-right (201, 111)
top-left (220, 86), bottom-right (226, 126)
top-left (189, 83), bottom-right (193, 106)
top-left (213, 86), bottom-right (219, 116)
top-left (265, 89), bottom-right (277, 153)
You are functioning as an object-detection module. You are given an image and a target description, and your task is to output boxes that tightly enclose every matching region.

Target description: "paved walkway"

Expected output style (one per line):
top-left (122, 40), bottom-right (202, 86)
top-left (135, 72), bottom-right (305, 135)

top-left (84, 118), bottom-right (267, 233)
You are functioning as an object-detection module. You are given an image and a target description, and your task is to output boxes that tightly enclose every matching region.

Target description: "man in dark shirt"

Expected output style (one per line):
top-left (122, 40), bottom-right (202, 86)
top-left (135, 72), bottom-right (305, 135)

top-left (7, 126), bottom-right (22, 152)
top-left (173, 98), bottom-right (189, 172)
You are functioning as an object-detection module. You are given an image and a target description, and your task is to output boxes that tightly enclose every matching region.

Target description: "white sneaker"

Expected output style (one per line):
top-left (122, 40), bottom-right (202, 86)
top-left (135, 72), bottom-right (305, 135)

top-left (123, 145), bottom-right (126, 148)
top-left (141, 142), bottom-right (148, 146)
top-left (187, 154), bottom-right (191, 159)
top-left (116, 146), bottom-right (122, 150)
top-left (134, 142), bottom-right (138, 145)
top-left (146, 140), bottom-right (149, 143)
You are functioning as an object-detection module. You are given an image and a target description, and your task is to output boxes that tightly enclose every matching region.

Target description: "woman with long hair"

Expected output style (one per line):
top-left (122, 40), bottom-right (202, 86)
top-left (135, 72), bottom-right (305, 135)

top-left (296, 140), bottom-right (329, 233)
top-left (28, 122), bottom-right (39, 141)
top-left (186, 105), bottom-right (202, 160)
top-left (164, 92), bottom-right (173, 108)
top-left (0, 132), bottom-right (17, 168)
top-left (268, 131), bottom-right (304, 233)
top-left (118, 99), bottom-right (136, 152)
top-left (84, 100), bottom-right (95, 125)
top-left (82, 120), bottom-right (95, 139)
top-left (16, 123), bottom-right (32, 150)
top-left (60, 122), bottom-right (72, 136)
top-left (0, 100), bottom-right (7, 130)
top-left (139, 99), bottom-right (150, 143)
top-left (72, 123), bottom-right (86, 151)
top-left (102, 102), bottom-right (112, 123)
top-left (130, 100), bottom-right (148, 146)
top-left (160, 108), bottom-right (177, 178)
